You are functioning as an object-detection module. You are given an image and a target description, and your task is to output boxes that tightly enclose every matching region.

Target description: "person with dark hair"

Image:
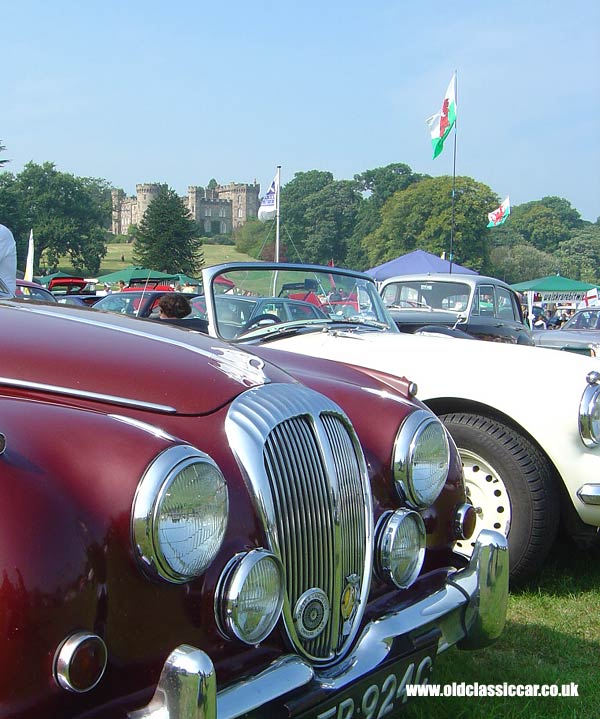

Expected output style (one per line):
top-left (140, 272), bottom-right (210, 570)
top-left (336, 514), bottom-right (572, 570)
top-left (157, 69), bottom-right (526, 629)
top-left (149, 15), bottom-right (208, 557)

top-left (154, 293), bottom-right (209, 333)
top-left (158, 293), bottom-right (193, 319)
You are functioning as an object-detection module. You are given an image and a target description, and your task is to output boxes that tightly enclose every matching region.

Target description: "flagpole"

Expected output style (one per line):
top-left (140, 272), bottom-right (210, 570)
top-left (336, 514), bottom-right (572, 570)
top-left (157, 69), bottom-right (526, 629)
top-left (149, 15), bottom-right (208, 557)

top-left (449, 71), bottom-right (457, 274)
top-left (275, 165), bottom-right (281, 263)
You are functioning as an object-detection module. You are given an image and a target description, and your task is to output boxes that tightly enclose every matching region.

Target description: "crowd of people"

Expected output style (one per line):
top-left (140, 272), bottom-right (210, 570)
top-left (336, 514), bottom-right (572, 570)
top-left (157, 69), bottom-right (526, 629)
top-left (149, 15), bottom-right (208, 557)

top-left (531, 306), bottom-right (575, 330)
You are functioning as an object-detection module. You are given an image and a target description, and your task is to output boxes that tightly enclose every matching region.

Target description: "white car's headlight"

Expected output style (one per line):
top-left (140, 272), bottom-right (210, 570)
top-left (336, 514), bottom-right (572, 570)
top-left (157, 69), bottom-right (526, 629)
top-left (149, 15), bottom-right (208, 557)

top-left (376, 510), bottom-right (426, 588)
top-left (132, 445), bottom-right (229, 583)
top-left (393, 409), bottom-right (450, 508)
top-left (216, 549), bottom-right (284, 644)
top-left (579, 371), bottom-right (600, 447)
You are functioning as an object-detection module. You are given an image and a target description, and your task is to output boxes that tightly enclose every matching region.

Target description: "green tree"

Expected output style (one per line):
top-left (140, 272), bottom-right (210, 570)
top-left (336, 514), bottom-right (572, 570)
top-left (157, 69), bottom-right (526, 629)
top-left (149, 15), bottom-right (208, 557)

top-left (133, 187), bottom-right (203, 274)
top-left (0, 141), bottom-right (8, 168)
top-left (353, 163), bottom-right (425, 208)
top-left (302, 180), bottom-right (362, 265)
top-left (508, 201), bottom-right (571, 252)
top-left (347, 163), bottom-right (426, 270)
top-left (233, 218), bottom-right (287, 261)
top-left (279, 170), bottom-right (334, 260)
top-left (0, 172), bottom-right (23, 233)
top-left (538, 196), bottom-right (582, 230)
top-left (554, 226), bottom-right (600, 283)
top-left (363, 176), bottom-right (496, 271)
top-left (0, 162), bottom-right (110, 274)
top-left (489, 244), bottom-right (556, 283)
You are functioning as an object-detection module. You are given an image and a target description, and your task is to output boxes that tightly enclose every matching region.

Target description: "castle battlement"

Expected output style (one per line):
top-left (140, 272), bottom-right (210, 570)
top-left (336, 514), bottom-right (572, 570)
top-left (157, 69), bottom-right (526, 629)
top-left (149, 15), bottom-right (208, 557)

top-left (111, 179), bottom-right (261, 236)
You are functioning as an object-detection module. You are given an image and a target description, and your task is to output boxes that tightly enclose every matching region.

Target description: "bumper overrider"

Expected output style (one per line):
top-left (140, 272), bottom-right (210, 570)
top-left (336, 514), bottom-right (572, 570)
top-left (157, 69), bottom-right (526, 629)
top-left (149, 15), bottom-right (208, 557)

top-left (129, 530), bottom-right (508, 719)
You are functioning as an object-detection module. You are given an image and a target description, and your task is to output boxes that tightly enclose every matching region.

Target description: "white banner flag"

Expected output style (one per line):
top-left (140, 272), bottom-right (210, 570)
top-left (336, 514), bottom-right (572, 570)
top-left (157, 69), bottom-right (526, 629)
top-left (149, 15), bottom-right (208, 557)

top-left (24, 229), bottom-right (34, 281)
top-left (258, 172), bottom-right (279, 222)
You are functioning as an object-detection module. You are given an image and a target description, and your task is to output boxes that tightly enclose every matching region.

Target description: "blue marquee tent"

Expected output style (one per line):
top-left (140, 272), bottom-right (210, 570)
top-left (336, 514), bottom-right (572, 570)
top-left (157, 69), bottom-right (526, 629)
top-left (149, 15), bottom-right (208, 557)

top-left (365, 250), bottom-right (478, 282)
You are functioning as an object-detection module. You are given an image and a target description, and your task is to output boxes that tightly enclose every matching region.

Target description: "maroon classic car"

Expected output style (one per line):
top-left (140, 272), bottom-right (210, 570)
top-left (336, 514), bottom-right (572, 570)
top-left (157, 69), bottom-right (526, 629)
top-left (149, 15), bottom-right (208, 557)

top-left (0, 297), bottom-right (507, 719)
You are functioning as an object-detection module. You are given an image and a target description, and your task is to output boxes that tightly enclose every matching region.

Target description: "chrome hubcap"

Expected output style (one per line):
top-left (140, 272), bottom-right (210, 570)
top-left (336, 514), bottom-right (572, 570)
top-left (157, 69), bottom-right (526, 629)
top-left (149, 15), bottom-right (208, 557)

top-left (455, 448), bottom-right (512, 556)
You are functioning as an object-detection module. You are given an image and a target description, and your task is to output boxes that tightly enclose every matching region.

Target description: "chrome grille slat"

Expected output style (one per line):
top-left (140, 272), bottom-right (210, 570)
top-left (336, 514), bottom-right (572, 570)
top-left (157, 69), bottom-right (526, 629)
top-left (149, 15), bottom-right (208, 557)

top-left (226, 384), bottom-right (373, 665)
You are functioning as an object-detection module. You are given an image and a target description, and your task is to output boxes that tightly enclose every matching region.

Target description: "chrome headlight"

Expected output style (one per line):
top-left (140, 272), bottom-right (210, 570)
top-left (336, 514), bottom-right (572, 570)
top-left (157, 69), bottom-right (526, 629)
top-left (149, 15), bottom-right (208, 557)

top-left (393, 409), bottom-right (450, 508)
top-left (376, 510), bottom-right (426, 588)
top-left (216, 549), bottom-right (284, 644)
top-left (132, 445), bottom-right (229, 583)
top-left (579, 371), bottom-right (600, 447)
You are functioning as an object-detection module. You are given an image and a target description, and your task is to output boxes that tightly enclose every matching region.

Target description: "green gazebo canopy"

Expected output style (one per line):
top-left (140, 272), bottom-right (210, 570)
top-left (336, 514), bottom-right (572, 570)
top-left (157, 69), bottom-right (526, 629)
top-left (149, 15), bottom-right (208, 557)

top-left (511, 275), bottom-right (599, 293)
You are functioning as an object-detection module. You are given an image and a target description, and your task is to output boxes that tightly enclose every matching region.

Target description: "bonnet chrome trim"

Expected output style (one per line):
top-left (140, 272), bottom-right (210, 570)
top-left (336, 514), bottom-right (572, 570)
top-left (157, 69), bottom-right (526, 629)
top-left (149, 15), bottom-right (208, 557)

top-left (0, 376), bottom-right (177, 413)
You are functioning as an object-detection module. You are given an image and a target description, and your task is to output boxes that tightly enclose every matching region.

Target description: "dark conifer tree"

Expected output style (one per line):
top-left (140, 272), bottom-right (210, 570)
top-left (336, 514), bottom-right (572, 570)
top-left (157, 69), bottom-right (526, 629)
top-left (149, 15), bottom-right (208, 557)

top-left (133, 186), bottom-right (203, 274)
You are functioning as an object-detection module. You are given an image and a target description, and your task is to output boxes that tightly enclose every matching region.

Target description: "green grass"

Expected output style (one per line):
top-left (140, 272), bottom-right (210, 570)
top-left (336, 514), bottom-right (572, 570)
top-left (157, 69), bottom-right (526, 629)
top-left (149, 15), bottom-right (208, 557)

top-left (402, 537), bottom-right (600, 719)
top-left (60, 241), bottom-right (256, 277)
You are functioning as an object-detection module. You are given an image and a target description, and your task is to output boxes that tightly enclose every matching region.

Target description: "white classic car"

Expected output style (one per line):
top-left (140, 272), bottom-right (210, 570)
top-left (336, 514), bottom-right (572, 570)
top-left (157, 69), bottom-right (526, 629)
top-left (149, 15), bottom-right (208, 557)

top-left (200, 263), bottom-right (600, 582)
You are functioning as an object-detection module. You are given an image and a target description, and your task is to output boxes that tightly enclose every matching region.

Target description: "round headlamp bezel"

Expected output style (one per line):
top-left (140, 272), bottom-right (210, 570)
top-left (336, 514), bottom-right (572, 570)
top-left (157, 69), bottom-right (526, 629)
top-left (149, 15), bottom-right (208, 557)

top-left (216, 549), bottom-right (284, 645)
top-left (376, 509), bottom-right (426, 589)
top-left (132, 444), bottom-right (229, 583)
top-left (393, 409), bottom-right (450, 509)
top-left (579, 371), bottom-right (600, 448)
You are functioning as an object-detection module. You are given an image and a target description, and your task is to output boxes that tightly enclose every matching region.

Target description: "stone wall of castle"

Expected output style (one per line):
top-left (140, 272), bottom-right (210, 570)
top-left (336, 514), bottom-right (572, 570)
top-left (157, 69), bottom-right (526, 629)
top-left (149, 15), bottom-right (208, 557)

top-left (111, 181), bottom-right (261, 236)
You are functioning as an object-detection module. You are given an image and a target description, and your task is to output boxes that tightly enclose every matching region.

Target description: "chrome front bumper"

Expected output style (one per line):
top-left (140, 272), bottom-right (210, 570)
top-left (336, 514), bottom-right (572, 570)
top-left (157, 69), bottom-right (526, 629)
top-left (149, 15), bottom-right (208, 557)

top-left (578, 483), bottom-right (600, 507)
top-left (129, 529), bottom-right (508, 719)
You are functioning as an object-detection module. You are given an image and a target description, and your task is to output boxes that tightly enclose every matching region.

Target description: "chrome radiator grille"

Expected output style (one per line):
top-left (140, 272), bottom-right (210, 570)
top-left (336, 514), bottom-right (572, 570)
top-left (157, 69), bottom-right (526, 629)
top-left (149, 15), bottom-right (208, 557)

top-left (226, 384), bottom-right (373, 664)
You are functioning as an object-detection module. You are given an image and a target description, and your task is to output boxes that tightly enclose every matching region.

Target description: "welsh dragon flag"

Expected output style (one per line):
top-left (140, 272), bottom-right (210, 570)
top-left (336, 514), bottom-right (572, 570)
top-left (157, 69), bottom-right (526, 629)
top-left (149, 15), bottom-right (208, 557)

top-left (487, 196), bottom-right (511, 227)
top-left (426, 73), bottom-right (457, 159)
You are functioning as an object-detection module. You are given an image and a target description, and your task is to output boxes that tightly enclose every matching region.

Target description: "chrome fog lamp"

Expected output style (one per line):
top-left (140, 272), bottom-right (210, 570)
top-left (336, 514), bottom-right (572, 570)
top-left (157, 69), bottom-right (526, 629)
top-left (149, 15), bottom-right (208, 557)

top-left (376, 510), bottom-right (426, 589)
top-left (132, 445), bottom-right (229, 583)
top-left (216, 549), bottom-right (284, 645)
top-left (579, 372), bottom-right (600, 447)
top-left (393, 410), bottom-right (450, 508)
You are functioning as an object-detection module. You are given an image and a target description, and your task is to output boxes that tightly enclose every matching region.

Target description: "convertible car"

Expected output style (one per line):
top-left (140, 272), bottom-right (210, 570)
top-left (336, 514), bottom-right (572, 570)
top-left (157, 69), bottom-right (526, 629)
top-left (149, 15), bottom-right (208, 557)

top-left (0, 296), bottom-right (506, 718)
top-left (200, 262), bottom-right (600, 582)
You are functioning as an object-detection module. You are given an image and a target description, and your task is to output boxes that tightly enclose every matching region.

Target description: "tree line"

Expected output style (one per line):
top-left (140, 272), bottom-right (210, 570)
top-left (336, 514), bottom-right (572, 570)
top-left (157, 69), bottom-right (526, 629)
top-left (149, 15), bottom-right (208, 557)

top-left (235, 165), bottom-right (600, 284)
top-left (1, 143), bottom-right (598, 283)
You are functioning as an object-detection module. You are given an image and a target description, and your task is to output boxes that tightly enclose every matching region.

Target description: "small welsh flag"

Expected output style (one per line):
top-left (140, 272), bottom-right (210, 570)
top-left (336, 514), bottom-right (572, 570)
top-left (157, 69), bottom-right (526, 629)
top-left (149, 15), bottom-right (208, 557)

top-left (487, 196), bottom-right (511, 227)
top-left (426, 73), bottom-right (457, 159)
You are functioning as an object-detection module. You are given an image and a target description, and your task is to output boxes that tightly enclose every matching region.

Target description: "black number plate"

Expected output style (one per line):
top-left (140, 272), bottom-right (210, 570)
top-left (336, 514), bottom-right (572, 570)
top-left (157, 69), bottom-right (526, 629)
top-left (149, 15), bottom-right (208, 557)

top-left (293, 647), bottom-right (435, 719)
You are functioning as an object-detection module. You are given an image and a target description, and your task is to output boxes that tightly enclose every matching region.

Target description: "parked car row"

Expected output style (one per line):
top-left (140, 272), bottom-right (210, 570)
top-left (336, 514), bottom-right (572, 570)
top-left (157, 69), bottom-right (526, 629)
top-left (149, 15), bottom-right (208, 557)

top-left (197, 263), bottom-right (600, 584)
top-left (0, 287), bottom-right (507, 718)
top-left (1, 262), bottom-right (598, 718)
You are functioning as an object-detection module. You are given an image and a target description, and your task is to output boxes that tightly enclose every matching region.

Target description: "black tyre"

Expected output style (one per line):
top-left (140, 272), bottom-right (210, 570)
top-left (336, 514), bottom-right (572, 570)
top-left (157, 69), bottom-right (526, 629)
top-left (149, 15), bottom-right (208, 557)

top-left (440, 412), bottom-right (560, 583)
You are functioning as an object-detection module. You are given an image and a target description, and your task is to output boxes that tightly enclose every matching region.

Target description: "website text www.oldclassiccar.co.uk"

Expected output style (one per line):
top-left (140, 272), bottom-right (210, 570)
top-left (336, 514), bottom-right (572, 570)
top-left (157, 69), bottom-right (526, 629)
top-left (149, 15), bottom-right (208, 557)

top-left (406, 681), bottom-right (579, 698)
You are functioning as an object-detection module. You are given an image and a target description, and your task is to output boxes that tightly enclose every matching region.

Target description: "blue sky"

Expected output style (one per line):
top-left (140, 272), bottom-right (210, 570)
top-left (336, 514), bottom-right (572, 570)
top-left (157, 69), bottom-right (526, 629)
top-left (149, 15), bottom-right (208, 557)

top-left (3, 0), bottom-right (599, 221)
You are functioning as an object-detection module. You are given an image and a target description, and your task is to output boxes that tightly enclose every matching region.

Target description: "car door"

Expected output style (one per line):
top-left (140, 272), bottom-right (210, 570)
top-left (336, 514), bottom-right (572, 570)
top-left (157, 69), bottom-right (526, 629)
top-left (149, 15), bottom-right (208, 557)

top-left (468, 284), bottom-right (533, 344)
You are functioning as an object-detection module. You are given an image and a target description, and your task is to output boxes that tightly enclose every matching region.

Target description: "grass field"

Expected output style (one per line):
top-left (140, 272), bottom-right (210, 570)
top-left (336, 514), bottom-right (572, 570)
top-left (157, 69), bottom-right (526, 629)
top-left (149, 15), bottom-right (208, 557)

top-left (402, 537), bottom-right (599, 719)
top-left (95, 241), bottom-right (254, 277)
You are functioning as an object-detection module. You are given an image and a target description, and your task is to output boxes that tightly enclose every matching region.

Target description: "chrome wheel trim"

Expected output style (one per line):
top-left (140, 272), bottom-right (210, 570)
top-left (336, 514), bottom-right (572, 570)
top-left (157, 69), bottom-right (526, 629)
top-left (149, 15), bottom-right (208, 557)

top-left (455, 449), bottom-right (512, 557)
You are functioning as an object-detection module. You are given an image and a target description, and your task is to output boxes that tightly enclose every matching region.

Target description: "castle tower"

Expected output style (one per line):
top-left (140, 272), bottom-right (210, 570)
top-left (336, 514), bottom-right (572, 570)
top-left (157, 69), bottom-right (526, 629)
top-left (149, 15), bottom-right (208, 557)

top-left (111, 189), bottom-right (125, 235)
top-left (215, 182), bottom-right (260, 229)
top-left (187, 186), bottom-right (205, 221)
top-left (135, 183), bottom-right (164, 223)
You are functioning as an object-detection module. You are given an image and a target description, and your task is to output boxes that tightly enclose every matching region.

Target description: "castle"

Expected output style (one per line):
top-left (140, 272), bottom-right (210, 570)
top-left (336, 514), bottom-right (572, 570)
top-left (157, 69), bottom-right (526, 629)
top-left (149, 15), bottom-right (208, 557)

top-left (111, 181), bottom-right (261, 237)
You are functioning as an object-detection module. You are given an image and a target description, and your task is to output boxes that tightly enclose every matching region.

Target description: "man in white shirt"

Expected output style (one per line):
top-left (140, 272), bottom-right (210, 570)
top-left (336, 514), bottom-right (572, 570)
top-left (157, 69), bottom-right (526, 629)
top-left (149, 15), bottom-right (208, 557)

top-left (0, 224), bottom-right (17, 294)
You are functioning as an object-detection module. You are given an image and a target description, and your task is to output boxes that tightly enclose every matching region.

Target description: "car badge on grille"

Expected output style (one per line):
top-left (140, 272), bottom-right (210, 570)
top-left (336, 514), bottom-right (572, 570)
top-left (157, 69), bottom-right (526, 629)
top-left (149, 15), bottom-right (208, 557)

top-left (294, 588), bottom-right (330, 640)
top-left (340, 574), bottom-right (360, 632)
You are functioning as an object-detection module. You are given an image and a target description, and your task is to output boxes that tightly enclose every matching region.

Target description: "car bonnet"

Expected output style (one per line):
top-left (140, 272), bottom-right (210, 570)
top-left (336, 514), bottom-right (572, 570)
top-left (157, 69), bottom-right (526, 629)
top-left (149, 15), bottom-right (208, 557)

top-left (1, 301), bottom-right (293, 415)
